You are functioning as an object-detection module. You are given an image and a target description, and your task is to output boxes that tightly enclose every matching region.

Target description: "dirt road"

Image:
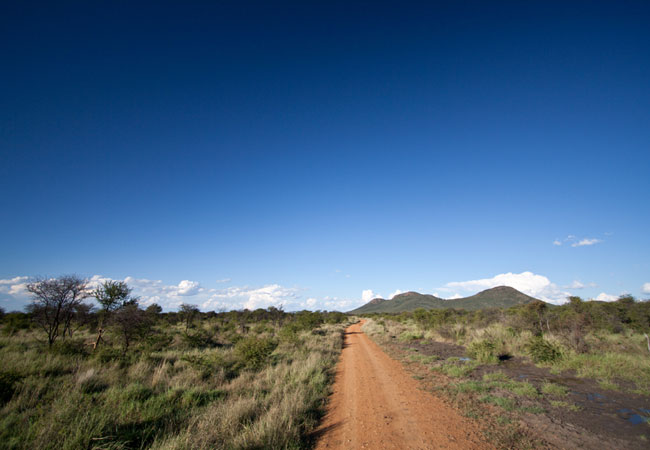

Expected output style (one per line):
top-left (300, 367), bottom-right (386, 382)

top-left (315, 321), bottom-right (491, 450)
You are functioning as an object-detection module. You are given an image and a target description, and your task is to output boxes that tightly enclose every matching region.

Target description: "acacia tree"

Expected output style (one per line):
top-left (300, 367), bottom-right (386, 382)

top-left (179, 303), bottom-right (200, 332)
top-left (26, 275), bottom-right (88, 347)
top-left (112, 302), bottom-right (152, 351)
top-left (91, 280), bottom-right (137, 349)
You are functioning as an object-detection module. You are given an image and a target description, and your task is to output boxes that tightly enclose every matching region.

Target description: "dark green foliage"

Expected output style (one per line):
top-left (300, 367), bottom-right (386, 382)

top-left (181, 329), bottom-right (218, 349)
top-left (52, 339), bottom-right (89, 356)
top-left (0, 371), bottom-right (20, 404)
top-left (527, 336), bottom-right (562, 363)
top-left (94, 346), bottom-right (127, 364)
top-left (235, 336), bottom-right (278, 369)
top-left (1, 312), bottom-right (32, 335)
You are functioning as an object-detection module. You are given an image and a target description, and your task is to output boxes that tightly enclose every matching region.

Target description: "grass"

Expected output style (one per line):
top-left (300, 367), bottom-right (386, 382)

top-left (550, 400), bottom-right (582, 411)
top-left (0, 314), bottom-right (349, 449)
top-left (550, 352), bottom-right (650, 394)
top-left (479, 394), bottom-right (516, 411)
top-left (540, 382), bottom-right (568, 397)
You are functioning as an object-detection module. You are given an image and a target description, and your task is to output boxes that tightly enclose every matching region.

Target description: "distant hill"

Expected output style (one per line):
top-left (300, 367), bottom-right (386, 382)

top-left (348, 286), bottom-right (542, 314)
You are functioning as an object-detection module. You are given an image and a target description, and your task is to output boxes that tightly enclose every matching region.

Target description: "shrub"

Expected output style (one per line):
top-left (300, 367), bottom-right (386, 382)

top-left (94, 347), bottom-right (126, 364)
top-left (467, 340), bottom-right (498, 364)
top-left (527, 336), bottom-right (562, 363)
top-left (0, 371), bottom-right (20, 404)
top-left (235, 337), bottom-right (277, 370)
top-left (53, 339), bottom-right (89, 356)
top-left (398, 330), bottom-right (423, 342)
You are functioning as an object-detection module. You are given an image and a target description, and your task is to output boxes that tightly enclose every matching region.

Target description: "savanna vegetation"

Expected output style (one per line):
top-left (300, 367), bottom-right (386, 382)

top-left (360, 295), bottom-right (650, 447)
top-left (0, 276), bottom-right (350, 450)
top-left (363, 296), bottom-right (650, 393)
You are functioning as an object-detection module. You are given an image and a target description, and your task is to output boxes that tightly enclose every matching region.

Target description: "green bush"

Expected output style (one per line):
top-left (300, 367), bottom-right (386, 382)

top-left (527, 336), bottom-right (562, 363)
top-left (53, 339), bottom-right (89, 356)
top-left (278, 323), bottom-right (301, 343)
top-left (235, 337), bottom-right (277, 370)
top-left (94, 346), bottom-right (126, 364)
top-left (467, 339), bottom-right (498, 364)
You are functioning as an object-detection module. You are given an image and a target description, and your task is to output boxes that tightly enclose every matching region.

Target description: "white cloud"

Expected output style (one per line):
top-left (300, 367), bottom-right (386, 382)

top-left (447, 293), bottom-right (462, 299)
top-left (641, 283), bottom-right (650, 294)
top-left (567, 280), bottom-right (585, 289)
top-left (215, 278), bottom-right (231, 283)
top-left (389, 289), bottom-right (403, 299)
top-left (177, 280), bottom-right (201, 296)
top-left (446, 271), bottom-right (571, 304)
top-left (553, 240), bottom-right (562, 246)
top-left (571, 238), bottom-right (602, 247)
top-left (595, 292), bottom-right (618, 302)
top-left (362, 289), bottom-right (380, 302)
top-left (201, 284), bottom-right (301, 311)
top-left (0, 276), bottom-right (30, 299)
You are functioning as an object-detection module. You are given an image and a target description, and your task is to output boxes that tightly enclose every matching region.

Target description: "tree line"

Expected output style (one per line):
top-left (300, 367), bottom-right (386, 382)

top-left (0, 274), bottom-right (346, 351)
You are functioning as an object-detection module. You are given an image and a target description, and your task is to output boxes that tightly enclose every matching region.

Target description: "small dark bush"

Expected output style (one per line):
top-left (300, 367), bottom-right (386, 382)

top-left (53, 339), bottom-right (89, 356)
top-left (0, 371), bottom-right (20, 404)
top-left (94, 347), bottom-right (126, 364)
top-left (527, 336), bottom-right (562, 363)
top-left (181, 329), bottom-right (218, 349)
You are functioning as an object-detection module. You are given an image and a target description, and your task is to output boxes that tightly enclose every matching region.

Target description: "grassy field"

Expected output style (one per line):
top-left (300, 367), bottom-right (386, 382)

top-left (0, 309), bottom-right (350, 450)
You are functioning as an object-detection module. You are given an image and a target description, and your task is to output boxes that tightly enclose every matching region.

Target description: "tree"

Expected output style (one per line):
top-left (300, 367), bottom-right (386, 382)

top-left (112, 302), bottom-right (152, 351)
top-left (91, 280), bottom-right (137, 349)
top-left (26, 275), bottom-right (88, 347)
top-left (179, 303), bottom-right (200, 332)
top-left (145, 303), bottom-right (163, 315)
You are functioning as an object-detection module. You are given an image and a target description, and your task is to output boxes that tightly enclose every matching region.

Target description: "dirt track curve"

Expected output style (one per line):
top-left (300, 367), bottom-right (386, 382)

top-left (315, 321), bottom-right (492, 450)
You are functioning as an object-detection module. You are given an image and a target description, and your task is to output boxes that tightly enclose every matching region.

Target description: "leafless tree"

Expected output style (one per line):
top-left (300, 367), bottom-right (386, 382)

top-left (112, 303), bottom-right (152, 351)
top-left (26, 275), bottom-right (88, 347)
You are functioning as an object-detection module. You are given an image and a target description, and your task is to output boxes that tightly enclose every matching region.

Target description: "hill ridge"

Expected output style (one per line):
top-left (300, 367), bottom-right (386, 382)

top-left (349, 285), bottom-right (542, 314)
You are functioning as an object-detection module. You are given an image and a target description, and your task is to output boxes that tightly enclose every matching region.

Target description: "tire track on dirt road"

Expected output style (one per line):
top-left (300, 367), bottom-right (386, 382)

top-left (314, 321), bottom-right (492, 449)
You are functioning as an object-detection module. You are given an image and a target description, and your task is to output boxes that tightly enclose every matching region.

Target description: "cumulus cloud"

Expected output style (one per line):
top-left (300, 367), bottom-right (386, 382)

top-left (177, 280), bottom-right (201, 296)
top-left (389, 289), bottom-right (403, 299)
top-left (0, 276), bottom-right (30, 298)
top-left (553, 240), bottom-right (562, 246)
top-left (595, 292), bottom-right (618, 302)
top-left (446, 271), bottom-right (571, 304)
top-left (361, 289), bottom-right (380, 302)
top-left (642, 283), bottom-right (650, 294)
top-left (202, 284), bottom-right (301, 311)
top-left (447, 293), bottom-right (462, 299)
top-left (571, 238), bottom-right (602, 247)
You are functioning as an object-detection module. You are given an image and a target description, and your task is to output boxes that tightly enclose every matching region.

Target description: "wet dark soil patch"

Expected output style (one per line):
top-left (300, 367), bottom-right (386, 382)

top-left (393, 337), bottom-right (650, 449)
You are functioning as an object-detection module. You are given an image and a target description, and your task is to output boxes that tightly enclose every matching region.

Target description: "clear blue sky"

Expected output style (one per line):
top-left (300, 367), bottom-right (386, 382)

top-left (1, 1), bottom-right (649, 311)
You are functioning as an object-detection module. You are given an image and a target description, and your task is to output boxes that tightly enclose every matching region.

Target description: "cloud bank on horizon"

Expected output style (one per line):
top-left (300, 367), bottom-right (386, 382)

top-left (0, 271), bottom-right (642, 312)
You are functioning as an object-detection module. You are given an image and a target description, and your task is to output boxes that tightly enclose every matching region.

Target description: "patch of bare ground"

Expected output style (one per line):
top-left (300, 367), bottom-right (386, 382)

top-left (383, 337), bottom-right (650, 449)
top-left (314, 321), bottom-right (493, 449)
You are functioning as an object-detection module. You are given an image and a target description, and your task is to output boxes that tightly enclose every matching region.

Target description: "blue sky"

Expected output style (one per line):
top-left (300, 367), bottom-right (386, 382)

top-left (1, 1), bottom-right (649, 312)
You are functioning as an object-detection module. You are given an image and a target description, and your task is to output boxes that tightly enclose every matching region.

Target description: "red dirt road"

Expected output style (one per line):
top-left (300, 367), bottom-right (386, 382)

top-left (315, 321), bottom-right (492, 450)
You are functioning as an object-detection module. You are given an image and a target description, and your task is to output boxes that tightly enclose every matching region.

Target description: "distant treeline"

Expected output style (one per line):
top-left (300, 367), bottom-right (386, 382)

top-left (361, 296), bottom-right (650, 350)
